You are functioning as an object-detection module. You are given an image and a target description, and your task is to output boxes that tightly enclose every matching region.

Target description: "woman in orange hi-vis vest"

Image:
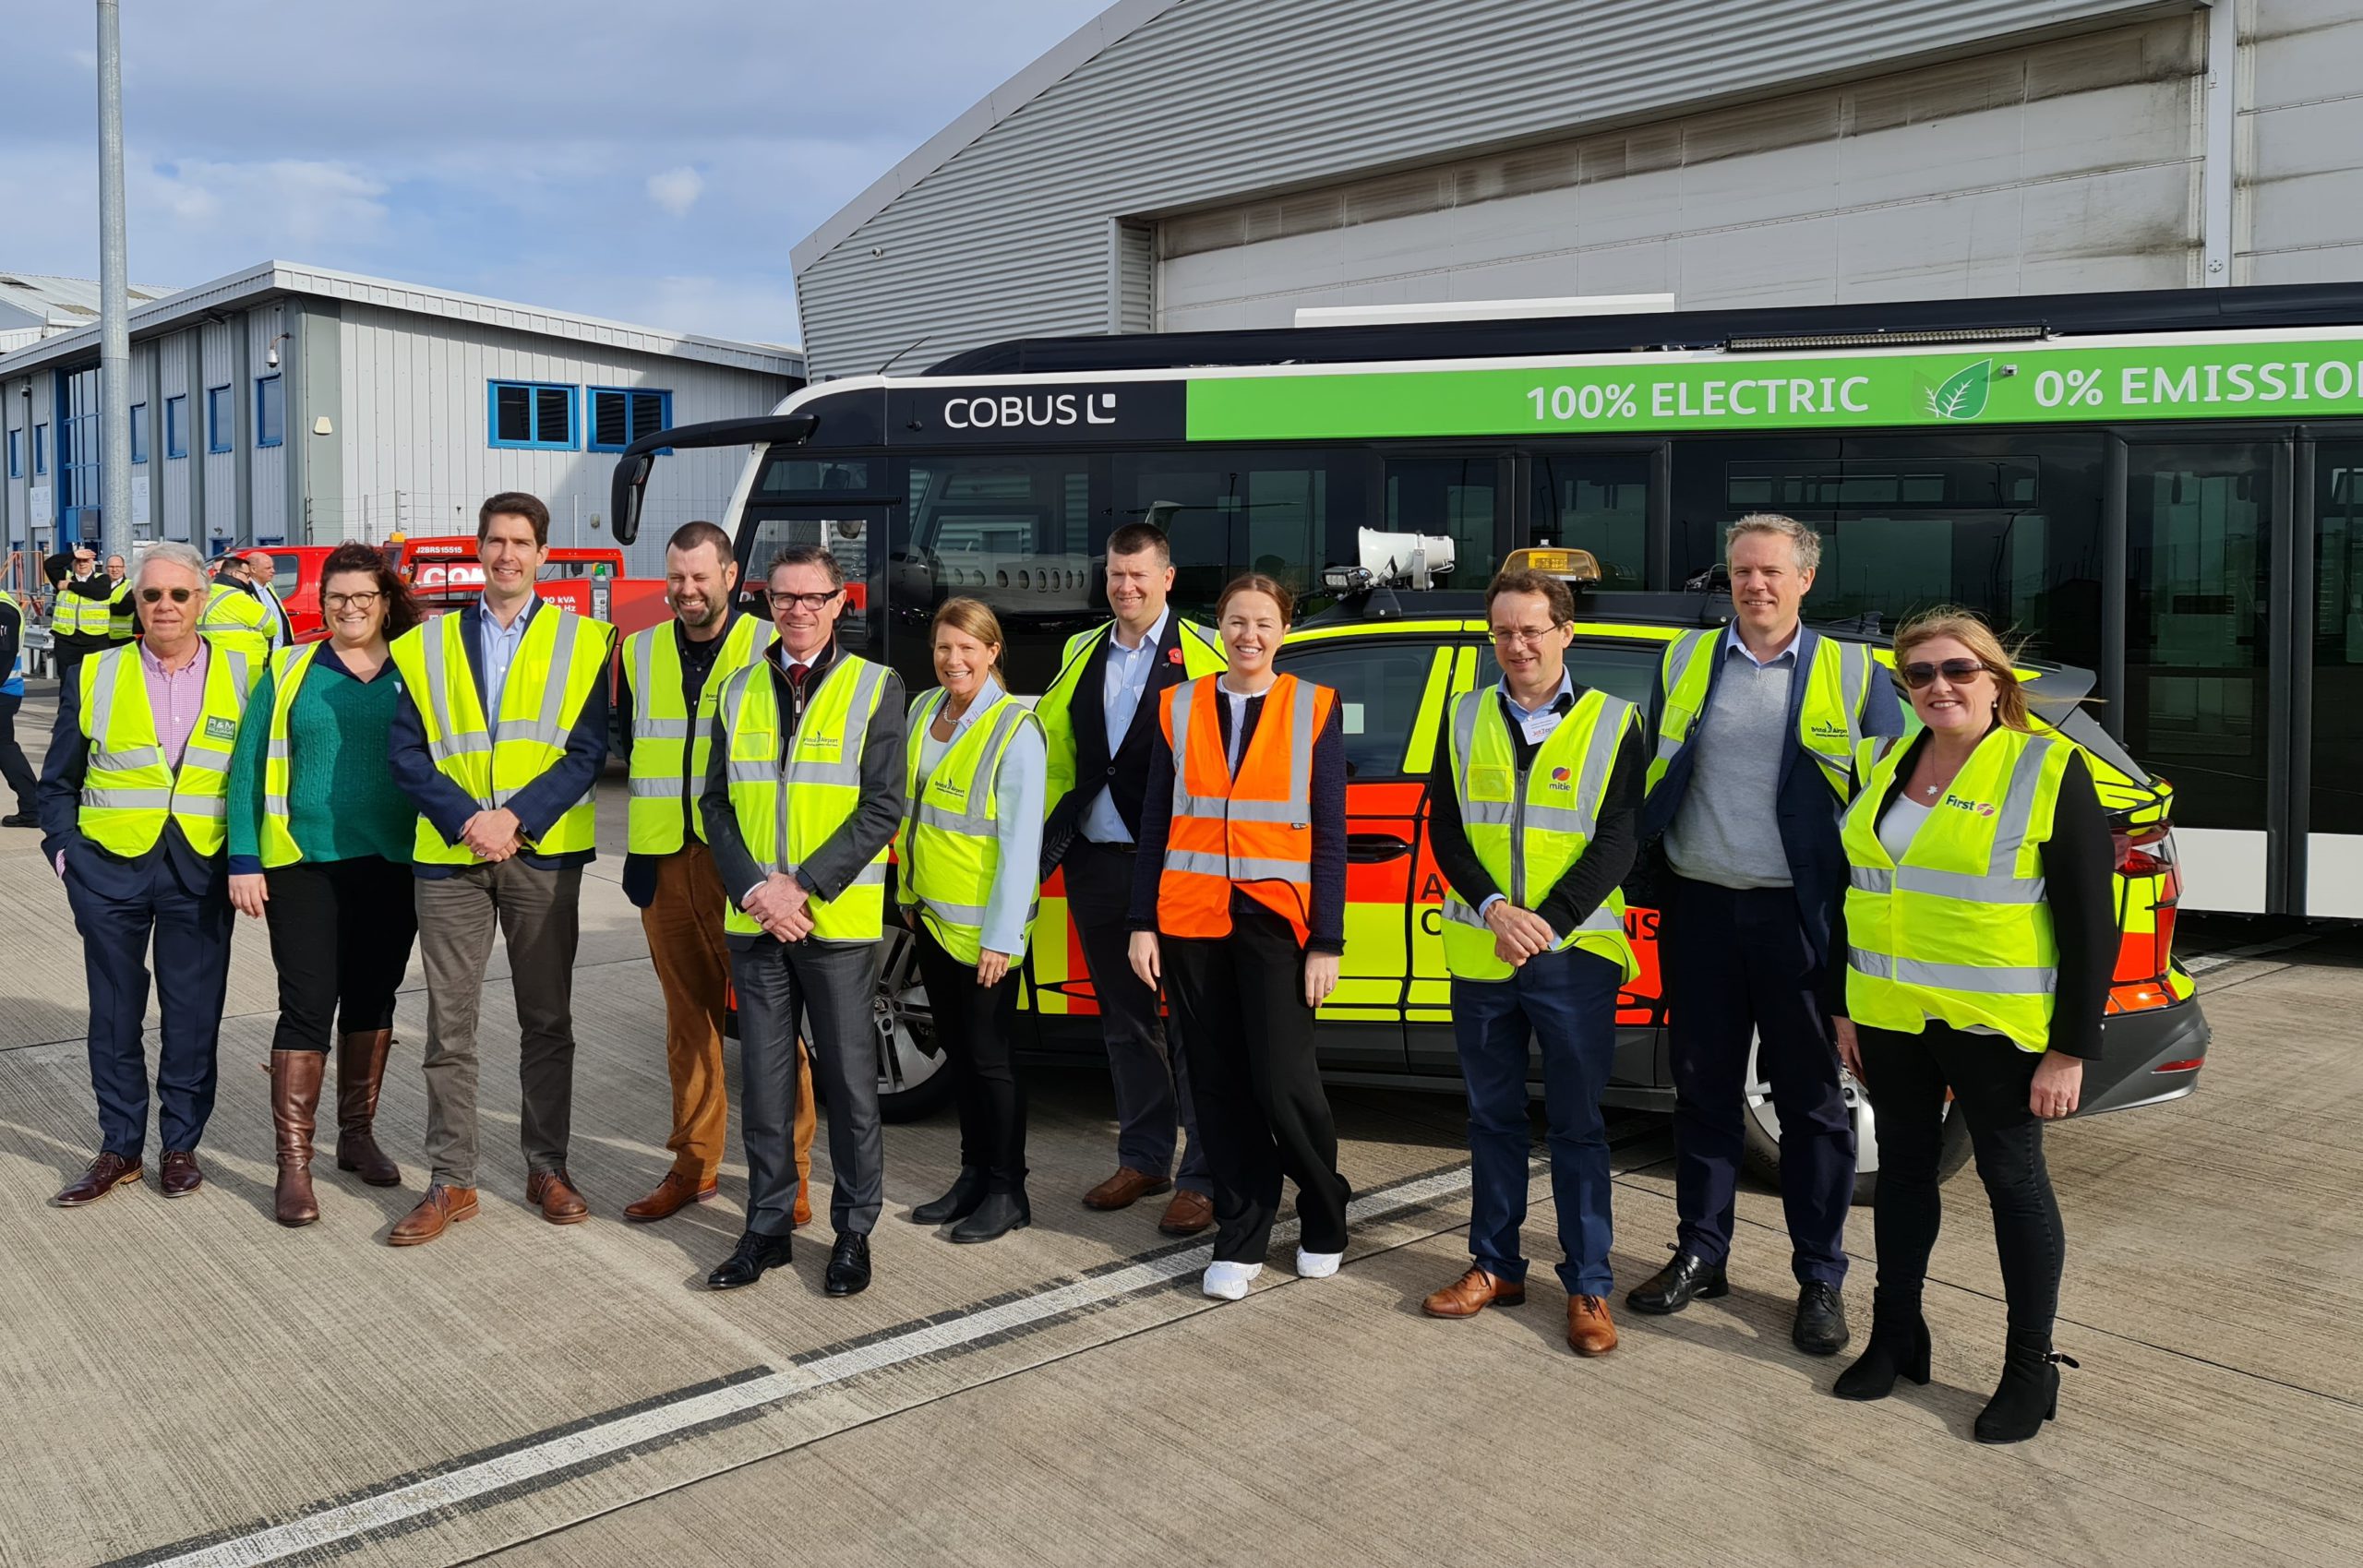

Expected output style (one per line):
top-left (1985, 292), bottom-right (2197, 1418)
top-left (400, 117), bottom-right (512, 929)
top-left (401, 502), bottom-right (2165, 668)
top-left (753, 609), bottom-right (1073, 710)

top-left (1127, 574), bottom-right (1351, 1303)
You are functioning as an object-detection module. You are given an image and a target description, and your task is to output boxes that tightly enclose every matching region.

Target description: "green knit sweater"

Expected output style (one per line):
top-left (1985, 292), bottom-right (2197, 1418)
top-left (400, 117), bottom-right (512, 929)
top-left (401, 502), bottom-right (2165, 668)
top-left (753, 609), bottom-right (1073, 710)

top-left (227, 647), bottom-right (416, 871)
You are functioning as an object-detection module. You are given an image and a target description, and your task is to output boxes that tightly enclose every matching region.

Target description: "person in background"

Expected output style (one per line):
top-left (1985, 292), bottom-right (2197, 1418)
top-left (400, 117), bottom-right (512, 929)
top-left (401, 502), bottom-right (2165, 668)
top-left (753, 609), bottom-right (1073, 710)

top-left (200, 550), bottom-right (290, 662)
top-left (225, 544), bottom-right (424, 1226)
top-left (1421, 567), bottom-right (1644, 1358)
top-left (105, 553), bottom-right (137, 644)
top-left (40, 543), bottom-right (257, 1206)
top-left (1628, 512), bottom-right (1902, 1359)
top-left (45, 545), bottom-right (116, 692)
top-left (385, 493), bottom-right (612, 1247)
top-left (1035, 521), bottom-right (1226, 1237)
top-left (898, 596), bottom-right (1046, 1245)
top-left (1128, 573), bottom-right (1350, 1302)
top-left (702, 545), bottom-right (906, 1296)
top-left (0, 581), bottom-right (36, 826)
top-left (1830, 608), bottom-right (2115, 1443)
top-left (616, 521), bottom-right (816, 1227)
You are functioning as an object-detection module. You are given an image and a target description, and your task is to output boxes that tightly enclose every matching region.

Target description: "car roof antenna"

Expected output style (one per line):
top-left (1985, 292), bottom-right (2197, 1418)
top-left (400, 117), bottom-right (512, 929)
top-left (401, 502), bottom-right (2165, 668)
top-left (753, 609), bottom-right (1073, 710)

top-left (875, 333), bottom-right (933, 378)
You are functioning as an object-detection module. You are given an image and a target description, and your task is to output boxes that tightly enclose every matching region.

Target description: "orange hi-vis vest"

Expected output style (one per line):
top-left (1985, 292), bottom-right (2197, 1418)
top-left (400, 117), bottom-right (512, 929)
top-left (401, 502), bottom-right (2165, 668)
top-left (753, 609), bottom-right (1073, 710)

top-left (1155, 672), bottom-right (1334, 947)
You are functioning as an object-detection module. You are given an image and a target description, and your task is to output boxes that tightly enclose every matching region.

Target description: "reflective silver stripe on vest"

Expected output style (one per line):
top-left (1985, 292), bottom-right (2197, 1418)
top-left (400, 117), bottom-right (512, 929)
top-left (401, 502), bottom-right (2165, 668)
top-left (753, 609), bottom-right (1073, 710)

top-left (914, 699), bottom-right (1025, 838)
top-left (416, 620), bottom-right (486, 770)
top-left (727, 760), bottom-right (776, 786)
top-left (1849, 864), bottom-right (2048, 904)
top-left (629, 776), bottom-right (686, 798)
top-left (94, 746), bottom-right (162, 772)
top-left (1849, 948), bottom-right (2057, 995)
top-left (1988, 736), bottom-right (2057, 874)
top-left (81, 787), bottom-right (176, 809)
top-left (1565, 694), bottom-right (1626, 841)
top-left (630, 631), bottom-right (696, 739)
top-left (86, 648), bottom-right (120, 742)
top-left (1168, 678), bottom-right (1198, 823)
top-left (921, 895), bottom-right (990, 926)
top-left (900, 689), bottom-right (945, 845)
top-left (182, 741), bottom-right (235, 771)
top-left (1166, 849), bottom-right (1310, 882)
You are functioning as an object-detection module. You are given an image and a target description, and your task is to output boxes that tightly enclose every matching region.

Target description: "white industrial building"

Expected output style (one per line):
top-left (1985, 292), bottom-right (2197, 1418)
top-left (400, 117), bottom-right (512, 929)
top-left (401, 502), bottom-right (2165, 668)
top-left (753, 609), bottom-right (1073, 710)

top-left (2, 261), bottom-right (803, 576)
top-left (792, 0), bottom-right (2363, 377)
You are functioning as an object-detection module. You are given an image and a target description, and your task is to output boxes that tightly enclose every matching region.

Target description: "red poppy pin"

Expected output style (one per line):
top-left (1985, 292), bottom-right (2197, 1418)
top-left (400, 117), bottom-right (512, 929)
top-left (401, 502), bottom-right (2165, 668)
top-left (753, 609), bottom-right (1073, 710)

top-left (1166, 647), bottom-right (1184, 665)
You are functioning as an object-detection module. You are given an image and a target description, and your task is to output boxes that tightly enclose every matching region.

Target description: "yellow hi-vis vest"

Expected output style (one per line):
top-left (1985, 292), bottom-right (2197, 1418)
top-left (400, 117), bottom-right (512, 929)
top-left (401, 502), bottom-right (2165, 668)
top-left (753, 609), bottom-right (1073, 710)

top-left (1645, 628), bottom-right (1875, 802)
top-left (1840, 725), bottom-right (2076, 1052)
top-left (255, 640), bottom-right (345, 868)
top-left (716, 652), bottom-right (891, 940)
top-left (386, 605), bottom-right (614, 865)
top-left (76, 642), bottom-right (256, 858)
top-left (199, 581), bottom-right (280, 662)
top-left (895, 688), bottom-right (1042, 965)
top-left (1440, 685), bottom-right (1641, 984)
top-left (1038, 616), bottom-right (1225, 819)
top-left (1, 590), bottom-right (24, 696)
top-left (107, 581), bottom-right (136, 641)
top-left (56, 580), bottom-right (115, 639)
top-left (622, 614), bottom-right (776, 855)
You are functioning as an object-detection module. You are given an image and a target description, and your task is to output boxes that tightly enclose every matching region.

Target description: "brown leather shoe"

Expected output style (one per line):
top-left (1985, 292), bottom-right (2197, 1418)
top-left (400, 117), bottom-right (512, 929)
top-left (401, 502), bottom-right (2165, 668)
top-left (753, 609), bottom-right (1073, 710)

top-left (1567, 1293), bottom-right (1619, 1357)
top-left (1422, 1265), bottom-right (1528, 1319)
top-left (389, 1183), bottom-right (478, 1246)
top-left (53, 1151), bottom-right (142, 1207)
top-left (794, 1182), bottom-right (812, 1228)
top-left (270, 1049), bottom-right (326, 1227)
top-left (624, 1171), bottom-right (718, 1223)
top-left (334, 1028), bottom-right (402, 1187)
top-left (1157, 1189), bottom-right (1214, 1236)
top-left (160, 1150), bottom-right (203, 1198)
top-left (1082, 1167), bottom-right (1172, 1211)
top-left (527, 1167), bottom-right (590, 1225)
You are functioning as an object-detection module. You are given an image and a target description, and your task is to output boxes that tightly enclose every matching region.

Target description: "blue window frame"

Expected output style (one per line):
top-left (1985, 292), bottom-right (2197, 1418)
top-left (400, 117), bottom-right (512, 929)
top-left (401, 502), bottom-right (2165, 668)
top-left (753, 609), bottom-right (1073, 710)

top-left (586, 387), bottom-right (673, 453)
top-left (206, 385), bottom-right (233, 453)
top-left (5, 428), bottom-right (18, 479)
top-left (165, 394), bottom-right (188, 458)
top-left (130, 402), bottom-right (150, 464)
top-left (487, 380), bottom-right (578, 450)
top-left (256, 375), bottom-right (284, 448)
top-left (32, 422), bottom-right (47, 475)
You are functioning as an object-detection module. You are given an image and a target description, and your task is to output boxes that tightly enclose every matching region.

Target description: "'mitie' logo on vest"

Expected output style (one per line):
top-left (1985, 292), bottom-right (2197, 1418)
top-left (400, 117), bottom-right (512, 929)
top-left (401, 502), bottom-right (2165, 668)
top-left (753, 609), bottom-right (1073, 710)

top-left (1549, 765), bottom-right (1572, 790)
top-left (1941, 792), bottom-right (1998, 818)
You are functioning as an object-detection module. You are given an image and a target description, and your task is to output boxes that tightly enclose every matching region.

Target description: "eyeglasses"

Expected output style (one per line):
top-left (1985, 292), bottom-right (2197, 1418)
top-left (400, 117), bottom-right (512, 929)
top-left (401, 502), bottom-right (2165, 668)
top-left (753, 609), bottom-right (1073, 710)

top-left (767, 588), bottom-right (843, 611)
top-left (322, 591), bottom-right (383, 611)
top-left (1898, 658), bottom-right (1993, 689)
top-left (138, 587), bottom-right (196, 604)
top-left (1488, 623), bottom-right (1567, 648)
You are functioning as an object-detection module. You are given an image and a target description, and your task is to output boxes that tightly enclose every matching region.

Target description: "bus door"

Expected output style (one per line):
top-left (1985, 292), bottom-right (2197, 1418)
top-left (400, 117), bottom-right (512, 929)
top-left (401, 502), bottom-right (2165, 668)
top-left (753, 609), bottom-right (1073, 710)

top-left (2301, 437), bottom-right (2363, 916)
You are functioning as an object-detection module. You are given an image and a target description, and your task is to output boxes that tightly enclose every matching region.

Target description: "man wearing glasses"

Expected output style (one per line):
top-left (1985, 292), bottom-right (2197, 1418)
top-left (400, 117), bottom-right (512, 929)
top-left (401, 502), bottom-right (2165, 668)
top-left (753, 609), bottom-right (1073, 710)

top-left (701, 545), bottom-right (906, 1296)
top-left (40, 543), bottom-right (257, 1205)
top-left (1627, 513), bottom-right (1902, 1357)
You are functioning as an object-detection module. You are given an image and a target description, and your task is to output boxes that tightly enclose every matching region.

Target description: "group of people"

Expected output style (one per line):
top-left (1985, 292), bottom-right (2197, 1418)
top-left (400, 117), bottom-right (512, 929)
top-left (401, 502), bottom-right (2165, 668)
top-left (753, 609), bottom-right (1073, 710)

top-left (29, 497), bottom-right (2108, 1445)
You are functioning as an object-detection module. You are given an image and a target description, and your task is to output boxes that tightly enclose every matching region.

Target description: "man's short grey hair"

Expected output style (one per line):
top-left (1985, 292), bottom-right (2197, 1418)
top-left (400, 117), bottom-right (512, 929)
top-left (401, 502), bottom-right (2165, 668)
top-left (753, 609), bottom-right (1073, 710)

top-left (1725, 512), bottom-right (1821, 574)
top-left (138, 542), bottom-right (209, 589)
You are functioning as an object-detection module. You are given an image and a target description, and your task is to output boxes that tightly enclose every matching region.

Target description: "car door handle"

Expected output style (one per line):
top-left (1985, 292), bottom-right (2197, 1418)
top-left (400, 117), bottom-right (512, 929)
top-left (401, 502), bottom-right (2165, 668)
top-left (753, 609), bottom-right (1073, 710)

top-left (1347, 832), bottom-right (1412, 863)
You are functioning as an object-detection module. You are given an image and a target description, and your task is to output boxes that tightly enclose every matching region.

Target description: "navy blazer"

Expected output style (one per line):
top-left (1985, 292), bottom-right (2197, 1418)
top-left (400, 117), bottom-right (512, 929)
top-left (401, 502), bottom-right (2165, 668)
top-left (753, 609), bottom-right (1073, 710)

top-left (38, 666), bottom-right (226, 901)
top-left (1641, 624), bottom-right (1905, 972)
top-left (386, 598), bottom-right (612, 877)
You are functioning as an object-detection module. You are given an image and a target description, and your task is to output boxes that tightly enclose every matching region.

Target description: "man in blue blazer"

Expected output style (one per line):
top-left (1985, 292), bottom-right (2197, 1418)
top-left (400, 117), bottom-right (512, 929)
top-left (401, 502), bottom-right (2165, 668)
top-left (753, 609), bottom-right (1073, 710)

top-left (1627, 514), bottom-right (1903, 1356)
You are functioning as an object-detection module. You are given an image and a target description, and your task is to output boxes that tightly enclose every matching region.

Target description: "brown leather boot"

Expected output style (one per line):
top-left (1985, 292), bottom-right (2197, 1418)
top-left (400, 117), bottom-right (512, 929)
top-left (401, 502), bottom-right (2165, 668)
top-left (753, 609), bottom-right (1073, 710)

top-left (389, 1183), bottom-right (478, 1246)
top-left (270, 1050), bottom-right (326, 1227)
top-left (335, 1029), bottom-right (401, 1187)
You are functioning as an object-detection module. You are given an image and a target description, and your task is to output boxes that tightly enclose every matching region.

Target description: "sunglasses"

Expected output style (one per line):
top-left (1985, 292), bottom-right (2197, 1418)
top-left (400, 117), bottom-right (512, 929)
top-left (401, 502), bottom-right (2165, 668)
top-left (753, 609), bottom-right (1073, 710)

top-left (1898, 657), bottom-right (1992, 689)
top-left (138, 587), bottom-right (197, 604)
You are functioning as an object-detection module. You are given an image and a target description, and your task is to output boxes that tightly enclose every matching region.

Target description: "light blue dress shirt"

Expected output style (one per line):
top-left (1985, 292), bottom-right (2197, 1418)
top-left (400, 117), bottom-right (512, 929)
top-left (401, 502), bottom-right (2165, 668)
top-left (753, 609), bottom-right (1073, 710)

top-left (478, 594), bottom-right (535, 718)
top-left (910, 675), bottom-right (1049, 958)
top-left (1076, 604), bottom-right (1170, 845)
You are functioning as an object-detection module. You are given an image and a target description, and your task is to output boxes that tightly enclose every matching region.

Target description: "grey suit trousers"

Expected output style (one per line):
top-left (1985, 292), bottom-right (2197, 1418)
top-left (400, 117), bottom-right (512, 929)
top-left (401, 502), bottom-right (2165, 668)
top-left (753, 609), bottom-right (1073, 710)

top-left (731, 934), bottom-right (885, 1237)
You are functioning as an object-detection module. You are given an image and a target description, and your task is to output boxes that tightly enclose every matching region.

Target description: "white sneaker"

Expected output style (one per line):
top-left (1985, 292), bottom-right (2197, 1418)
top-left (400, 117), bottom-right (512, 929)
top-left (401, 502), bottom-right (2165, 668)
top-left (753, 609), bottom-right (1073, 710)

top-left (1295, 1248), bottom-right (1343, 1279)
top-left (1202, 1261), bottom-right (1264, 1300)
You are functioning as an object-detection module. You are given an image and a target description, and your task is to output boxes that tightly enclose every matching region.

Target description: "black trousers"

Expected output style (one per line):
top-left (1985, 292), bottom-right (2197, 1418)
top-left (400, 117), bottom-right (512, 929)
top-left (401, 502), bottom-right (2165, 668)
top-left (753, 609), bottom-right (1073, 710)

top-left (1858, 1021), bottom-right (2065, 1335)
top-left (0, 695), bottom-right (34, 813)
top-left (913, 921), bottom-right (1027, 1193)
top-left (1165, 905), bottom-right (1349, 1263)
top-left (263, 856), bottom-right (420, 1053)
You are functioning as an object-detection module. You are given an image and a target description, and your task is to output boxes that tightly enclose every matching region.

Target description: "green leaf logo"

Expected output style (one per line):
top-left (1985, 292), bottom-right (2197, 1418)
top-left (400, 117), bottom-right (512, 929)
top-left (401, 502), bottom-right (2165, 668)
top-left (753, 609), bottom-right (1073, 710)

top-left (1925, 359), bottom-right (1993, 421)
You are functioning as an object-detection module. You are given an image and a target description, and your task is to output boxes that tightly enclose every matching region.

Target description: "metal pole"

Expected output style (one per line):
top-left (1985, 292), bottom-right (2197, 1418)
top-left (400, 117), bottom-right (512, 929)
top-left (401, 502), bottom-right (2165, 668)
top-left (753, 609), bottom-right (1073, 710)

top-left (96, 0), bottom-right (133, 560)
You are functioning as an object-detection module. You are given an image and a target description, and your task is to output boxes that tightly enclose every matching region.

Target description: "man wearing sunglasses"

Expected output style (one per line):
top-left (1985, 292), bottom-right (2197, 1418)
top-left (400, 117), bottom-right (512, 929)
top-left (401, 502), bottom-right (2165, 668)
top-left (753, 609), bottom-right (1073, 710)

top-left (1628, 513), bottom-right (1903, 1359)
top-left (40, 543), bottom-right (258, 1206)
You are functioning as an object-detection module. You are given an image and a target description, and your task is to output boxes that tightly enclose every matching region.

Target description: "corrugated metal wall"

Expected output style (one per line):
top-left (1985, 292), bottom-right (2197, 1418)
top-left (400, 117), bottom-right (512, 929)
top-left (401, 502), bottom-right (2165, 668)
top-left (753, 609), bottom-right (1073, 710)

top-left (794, 0), bottom-right (2187, 376)
top-left (2241, 0), bottom-right (2363, 282)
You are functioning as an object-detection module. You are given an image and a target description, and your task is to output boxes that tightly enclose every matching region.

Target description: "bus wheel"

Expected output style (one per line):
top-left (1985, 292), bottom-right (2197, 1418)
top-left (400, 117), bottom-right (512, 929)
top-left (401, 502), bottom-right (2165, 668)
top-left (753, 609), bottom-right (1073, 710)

top-left (1739, 1035), bottom-right (1970, 1205)
top-left (873, 924), bottom-right (954, 1123)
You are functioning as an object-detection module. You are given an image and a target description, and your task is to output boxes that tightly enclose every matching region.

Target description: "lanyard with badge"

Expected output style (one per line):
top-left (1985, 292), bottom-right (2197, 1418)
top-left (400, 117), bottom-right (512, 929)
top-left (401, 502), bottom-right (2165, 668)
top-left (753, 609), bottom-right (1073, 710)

top-left (1519, 702), bottom-right (1565, 747)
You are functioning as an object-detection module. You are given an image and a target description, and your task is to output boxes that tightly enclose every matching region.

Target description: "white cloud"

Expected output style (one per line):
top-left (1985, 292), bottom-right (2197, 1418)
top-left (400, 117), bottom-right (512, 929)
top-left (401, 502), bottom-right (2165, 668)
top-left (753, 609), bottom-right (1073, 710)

top-left (645, 166), bottom-right (703, 218)
top-left (140, 159), bottom-right (390, 247)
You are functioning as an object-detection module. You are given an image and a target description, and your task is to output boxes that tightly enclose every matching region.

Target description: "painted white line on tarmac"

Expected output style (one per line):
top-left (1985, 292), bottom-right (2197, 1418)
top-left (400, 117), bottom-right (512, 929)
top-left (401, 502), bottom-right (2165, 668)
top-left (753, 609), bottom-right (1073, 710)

top-left (141, 1160), bottom-right (1484, 1568)
top-left (2181, 931), bottom-right (2324, 976)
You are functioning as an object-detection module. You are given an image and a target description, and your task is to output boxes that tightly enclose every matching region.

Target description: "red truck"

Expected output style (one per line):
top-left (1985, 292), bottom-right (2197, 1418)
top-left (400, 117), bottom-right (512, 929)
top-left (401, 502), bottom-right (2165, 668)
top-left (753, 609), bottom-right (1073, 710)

top-left (381, 534), bottom-right (669, 639)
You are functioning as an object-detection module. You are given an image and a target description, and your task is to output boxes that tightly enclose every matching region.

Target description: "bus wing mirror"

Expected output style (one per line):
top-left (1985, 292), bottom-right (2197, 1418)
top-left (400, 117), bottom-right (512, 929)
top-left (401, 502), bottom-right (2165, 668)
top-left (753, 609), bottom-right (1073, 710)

top-left (605, 409), bottom-right (818, 548)
top-left (611, 454), bottom-right (654, 547)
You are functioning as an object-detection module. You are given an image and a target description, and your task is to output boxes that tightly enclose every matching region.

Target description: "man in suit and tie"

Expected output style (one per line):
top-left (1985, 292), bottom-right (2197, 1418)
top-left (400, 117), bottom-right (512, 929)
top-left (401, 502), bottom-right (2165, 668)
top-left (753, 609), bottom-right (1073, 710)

top-left (1036, 522), bottom-right (1226, 1236)
top-left (42, 542), bottom-right (258, 1204)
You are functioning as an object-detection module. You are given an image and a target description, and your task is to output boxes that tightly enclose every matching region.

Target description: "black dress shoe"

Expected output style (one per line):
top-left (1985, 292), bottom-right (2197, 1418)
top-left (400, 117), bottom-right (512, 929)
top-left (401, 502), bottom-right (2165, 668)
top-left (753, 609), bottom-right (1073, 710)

top-left (0, 812), bottom-right (37, 829)
top-left (1625, 1248), bottom-right (1729, 1315)
top-left (911, 1167), bottom-right (988, 1226)
top-left (824, 1230), bottom-right (872, 1296)
top-left (706, 1229), bottom-right (792, 1291)
top-left (949, 1189), bottom-right (1030, 1244)
top-left (1793, 1280), bottom-right (1852, 1356)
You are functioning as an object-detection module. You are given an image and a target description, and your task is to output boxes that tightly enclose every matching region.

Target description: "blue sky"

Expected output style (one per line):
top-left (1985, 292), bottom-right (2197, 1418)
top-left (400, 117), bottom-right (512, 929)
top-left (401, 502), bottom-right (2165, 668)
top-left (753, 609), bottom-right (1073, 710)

top-left (3, 0), bottom-right (1112, 346)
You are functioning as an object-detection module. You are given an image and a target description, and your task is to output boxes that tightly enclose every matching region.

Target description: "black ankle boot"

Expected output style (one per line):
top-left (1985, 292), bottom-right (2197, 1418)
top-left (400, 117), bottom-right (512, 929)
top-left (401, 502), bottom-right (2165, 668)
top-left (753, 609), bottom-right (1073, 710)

top-left (949, 1188), bottom-right (1031, 1244)
top-left (1974, 1329), bottom-right (2079, 1443)
top-left (912, 1167), bottom-right (988, 1226)
top-left (1832, 1290), bottom-right (1931, 1402)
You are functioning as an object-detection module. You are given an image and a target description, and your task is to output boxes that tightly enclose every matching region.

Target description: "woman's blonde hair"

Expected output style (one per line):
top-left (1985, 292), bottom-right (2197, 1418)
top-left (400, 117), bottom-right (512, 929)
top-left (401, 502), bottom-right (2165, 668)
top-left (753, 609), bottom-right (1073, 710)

top-left (930, 595), bottom-right (1005, 680)
top-left (1892, 606), bottom-right (2032, 732)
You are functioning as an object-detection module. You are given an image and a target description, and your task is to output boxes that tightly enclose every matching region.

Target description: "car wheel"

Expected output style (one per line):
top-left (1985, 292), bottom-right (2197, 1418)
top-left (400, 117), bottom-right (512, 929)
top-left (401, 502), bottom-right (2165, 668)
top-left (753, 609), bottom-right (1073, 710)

top-left (1739, 1036), bottom-right (1971, 1205)
top-left (872, 924), bottom-right (954, 1123)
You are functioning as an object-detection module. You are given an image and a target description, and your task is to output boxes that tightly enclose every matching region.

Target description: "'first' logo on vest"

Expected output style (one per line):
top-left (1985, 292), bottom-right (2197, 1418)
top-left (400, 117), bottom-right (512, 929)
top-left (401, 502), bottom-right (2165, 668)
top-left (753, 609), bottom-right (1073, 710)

top-left (1941, 793), bottom-right (1997, 818)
